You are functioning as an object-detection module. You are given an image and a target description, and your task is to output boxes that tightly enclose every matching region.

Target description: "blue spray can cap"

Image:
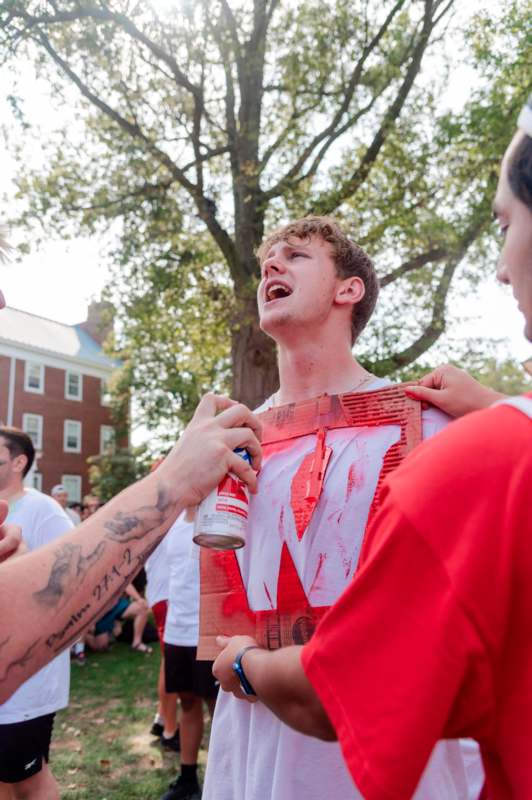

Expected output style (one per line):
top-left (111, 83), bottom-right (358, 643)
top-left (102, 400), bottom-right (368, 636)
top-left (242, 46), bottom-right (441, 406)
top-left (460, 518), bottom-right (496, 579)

top-left (234, 447), bottom-right (251, 465)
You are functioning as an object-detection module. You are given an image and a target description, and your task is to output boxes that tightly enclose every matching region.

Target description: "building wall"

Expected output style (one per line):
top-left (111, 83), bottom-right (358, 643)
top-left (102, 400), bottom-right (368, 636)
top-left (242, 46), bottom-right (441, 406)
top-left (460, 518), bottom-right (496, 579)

top-left (1, 357), bottom-right (114, 498)
top-left (0, 356), bottom-right (10, 423)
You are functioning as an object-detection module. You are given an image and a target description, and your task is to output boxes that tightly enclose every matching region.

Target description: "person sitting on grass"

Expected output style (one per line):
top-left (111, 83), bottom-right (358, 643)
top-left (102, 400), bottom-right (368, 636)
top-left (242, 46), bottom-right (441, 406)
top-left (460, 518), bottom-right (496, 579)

top-left (85, 583), bottom-right (152, 654)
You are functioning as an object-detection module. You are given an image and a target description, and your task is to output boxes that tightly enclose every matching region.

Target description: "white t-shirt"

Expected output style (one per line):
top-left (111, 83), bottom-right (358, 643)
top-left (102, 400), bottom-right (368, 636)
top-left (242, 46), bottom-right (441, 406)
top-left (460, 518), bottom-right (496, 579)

top-left (145, 535), bottom-right (170, 608)
top-left (0, 489), bottom-right (73, 724)
top-left (204, 382), bottom-right (484, 800)
top-left (163, 514), bottom-right (200, 647)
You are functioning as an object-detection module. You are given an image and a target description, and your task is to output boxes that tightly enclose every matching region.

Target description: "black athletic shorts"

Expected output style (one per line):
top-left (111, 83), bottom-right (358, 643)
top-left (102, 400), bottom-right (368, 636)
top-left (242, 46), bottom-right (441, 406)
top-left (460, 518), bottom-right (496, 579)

top-left (0, 712), bottom-right (55, 783)
top-left (164, 643), bottom-right (218, 699)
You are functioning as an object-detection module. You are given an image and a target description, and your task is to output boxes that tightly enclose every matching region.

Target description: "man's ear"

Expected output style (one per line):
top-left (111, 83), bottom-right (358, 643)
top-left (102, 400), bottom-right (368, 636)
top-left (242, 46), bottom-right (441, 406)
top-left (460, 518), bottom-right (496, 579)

top-left (335, 276), bottom-right (365, 307)
top-left (12, 454), bottom-right (28, 476)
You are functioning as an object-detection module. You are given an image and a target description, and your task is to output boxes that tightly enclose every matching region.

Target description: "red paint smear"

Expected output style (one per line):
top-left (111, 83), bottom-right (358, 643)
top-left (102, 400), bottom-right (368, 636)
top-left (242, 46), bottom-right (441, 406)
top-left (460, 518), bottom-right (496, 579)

top-left (290, 450), bottom-right (316, 539)
top-left (211, 551), bottom-right (255, 622)
top-left (289, 429), bottom-right (332, 540)
top-left (345, 463), bottom-right (364, 502)
top-left (263, 581), bottom-right (274, 609)
top-left (277, 542), bottom-right (310, 614)
top-left (278, 506), bottom-right (285, 538)
top-left (263, 439), bottom-right (299, 457)
top-left (309, 552), bottom-right (327, 595)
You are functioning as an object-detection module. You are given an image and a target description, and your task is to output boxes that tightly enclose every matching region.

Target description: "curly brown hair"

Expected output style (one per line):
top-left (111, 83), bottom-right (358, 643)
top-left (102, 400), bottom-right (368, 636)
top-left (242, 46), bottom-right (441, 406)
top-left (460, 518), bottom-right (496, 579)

top-left (256, 216), bottom-right (378, 344)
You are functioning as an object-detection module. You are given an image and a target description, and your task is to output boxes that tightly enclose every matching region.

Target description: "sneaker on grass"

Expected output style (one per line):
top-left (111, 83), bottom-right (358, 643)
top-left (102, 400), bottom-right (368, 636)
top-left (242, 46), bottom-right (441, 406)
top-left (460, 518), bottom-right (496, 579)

top-left (161, 775), bottom-right (201, 800)
top-left (150, 721), bottom-right (164, 737)
top-left (161, 729), bottom-right (181, 752)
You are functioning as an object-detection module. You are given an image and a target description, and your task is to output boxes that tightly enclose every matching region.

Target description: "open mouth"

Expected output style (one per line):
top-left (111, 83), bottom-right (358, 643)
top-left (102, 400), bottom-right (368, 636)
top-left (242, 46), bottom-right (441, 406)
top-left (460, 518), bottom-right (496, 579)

top-left (265, 282), bottom-right (292, 303)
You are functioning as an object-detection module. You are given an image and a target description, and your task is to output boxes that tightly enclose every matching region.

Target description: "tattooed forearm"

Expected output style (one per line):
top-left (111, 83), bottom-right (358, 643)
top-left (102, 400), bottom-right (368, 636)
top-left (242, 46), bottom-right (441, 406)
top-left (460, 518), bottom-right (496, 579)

top-left (0, 635), bottom-right (11, 660)
top-left (0, 640), bottom-right (40, 683)
top-left (33, 541), bottom-right (106, 610)
top-left (93, 548), bottom-right (132, 601)
top-left (156, 484), bottom-right (173, 513)
top-left (45, 603), bottom-right (91, 649)
top-left (45, 536), bottom-right (165, 653)
top-left (104, 484), bottom-right (174, 543)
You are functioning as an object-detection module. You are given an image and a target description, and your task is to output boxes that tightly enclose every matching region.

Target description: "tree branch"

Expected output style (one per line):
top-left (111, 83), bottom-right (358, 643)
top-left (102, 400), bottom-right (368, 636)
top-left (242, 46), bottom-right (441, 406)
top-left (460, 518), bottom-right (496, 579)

top-left (7, 3), bottom-right (204, 104)
top-left (310, 0), bottom-right (453, 215)
top-left (263, 0), bottom-right (408, 199)
top-left (33, 27), bottom-right (238, 271)
top-left (370, 210), bottom-right (489, 373)
top-left (67, 178), bottom-right (174, 214)
top-left (379, 246), bottom-right (448, 287)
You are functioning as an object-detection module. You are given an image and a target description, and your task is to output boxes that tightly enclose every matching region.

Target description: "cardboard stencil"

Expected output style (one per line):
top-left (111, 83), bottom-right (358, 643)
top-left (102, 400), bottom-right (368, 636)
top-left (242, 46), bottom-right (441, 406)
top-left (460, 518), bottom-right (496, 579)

top-left (198, 384), bottom-right (422, 660)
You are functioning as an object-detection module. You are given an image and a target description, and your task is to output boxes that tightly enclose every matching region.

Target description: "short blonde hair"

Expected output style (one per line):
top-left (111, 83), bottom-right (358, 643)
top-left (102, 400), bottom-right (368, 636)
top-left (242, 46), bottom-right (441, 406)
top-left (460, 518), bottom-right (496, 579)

top-left (257, 216), bottom-right (378, 344)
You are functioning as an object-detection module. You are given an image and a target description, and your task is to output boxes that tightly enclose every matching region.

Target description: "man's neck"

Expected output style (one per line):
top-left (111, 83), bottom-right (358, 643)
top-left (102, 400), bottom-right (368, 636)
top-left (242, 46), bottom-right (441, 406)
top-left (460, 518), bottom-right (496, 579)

top-left (275, 338), bottom-right (371, 405)
top-left (0, 482), bottom-right (25, 505)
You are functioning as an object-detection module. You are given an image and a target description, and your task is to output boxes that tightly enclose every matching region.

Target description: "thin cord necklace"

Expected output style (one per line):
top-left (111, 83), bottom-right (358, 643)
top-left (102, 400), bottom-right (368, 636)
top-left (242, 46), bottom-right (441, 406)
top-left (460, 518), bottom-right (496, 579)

top-left (271, 371), bottom-right (376, 407)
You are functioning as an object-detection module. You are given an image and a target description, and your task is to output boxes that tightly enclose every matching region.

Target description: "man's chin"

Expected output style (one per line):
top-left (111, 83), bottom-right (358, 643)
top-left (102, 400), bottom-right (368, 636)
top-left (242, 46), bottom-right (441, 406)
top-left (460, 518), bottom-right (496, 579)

top-left (259, 312), bottom-right (291, 339)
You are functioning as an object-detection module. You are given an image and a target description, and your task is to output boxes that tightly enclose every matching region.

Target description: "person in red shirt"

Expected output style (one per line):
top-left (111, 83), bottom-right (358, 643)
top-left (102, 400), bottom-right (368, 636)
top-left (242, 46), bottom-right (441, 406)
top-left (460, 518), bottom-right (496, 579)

top-left (212, 96), bottom-right (532, 800)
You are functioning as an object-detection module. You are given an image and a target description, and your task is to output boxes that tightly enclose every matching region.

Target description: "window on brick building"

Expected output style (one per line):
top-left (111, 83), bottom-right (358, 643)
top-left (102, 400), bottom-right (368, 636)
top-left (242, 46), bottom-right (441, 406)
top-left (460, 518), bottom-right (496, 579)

top-left (101, 379), bottom-right (112, 406)
top-left (24, 362), bottom-right (44, 394)
top-left (65, 370), bottom-right (83, 401)
top-left (62, 474), bottom-right (82, 502)
top-left (100, 425), bottom-right (115, 454)
top-left (22, 413), bottom-right (43, 449)
top-left (64, 420), bottom-right (82, 453)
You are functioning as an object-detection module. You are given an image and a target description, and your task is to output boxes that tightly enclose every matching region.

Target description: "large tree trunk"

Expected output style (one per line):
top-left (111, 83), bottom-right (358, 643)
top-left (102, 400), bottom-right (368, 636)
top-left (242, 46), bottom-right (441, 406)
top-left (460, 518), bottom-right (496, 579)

top-left (230, 294), bottom-right (278, 409)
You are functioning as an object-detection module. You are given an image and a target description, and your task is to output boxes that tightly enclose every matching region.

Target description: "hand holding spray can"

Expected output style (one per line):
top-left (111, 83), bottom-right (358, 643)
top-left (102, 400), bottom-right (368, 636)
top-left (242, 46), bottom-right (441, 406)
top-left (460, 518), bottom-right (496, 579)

top-left (192, 448), bottom-right (251, 550)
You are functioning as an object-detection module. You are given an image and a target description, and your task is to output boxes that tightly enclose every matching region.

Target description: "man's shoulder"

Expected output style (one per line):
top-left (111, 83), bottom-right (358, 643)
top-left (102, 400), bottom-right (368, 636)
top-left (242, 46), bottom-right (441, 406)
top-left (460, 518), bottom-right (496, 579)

top-left (13, 490), bottom-right (73, 545)
top-left (21, 489), bottom-right (67, 516)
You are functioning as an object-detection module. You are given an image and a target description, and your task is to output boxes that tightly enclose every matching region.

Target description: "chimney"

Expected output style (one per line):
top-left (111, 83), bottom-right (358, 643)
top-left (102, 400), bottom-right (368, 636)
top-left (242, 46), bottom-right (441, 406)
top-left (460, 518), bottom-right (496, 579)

top-left (79, 300), bottom-right (114, 346)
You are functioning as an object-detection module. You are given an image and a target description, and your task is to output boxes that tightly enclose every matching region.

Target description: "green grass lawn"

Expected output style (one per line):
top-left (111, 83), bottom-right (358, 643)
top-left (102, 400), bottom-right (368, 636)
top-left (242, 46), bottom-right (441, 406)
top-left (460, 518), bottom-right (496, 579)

top-left (51, 644), bottom-right (209, 800)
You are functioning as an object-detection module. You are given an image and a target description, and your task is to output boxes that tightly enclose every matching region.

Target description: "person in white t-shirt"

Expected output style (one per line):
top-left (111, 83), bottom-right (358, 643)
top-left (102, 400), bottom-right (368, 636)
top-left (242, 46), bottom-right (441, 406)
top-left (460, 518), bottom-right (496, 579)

top-left (0, 427), bottom-right (73, 800)
top-left (145, 532), bottom-right (180, 749)
top-left (50, 485), bottom-right (81, 526)
top-left (201, 216), bottom-right (484, 800)
top-left (160, 514), bottom-right (218, 800)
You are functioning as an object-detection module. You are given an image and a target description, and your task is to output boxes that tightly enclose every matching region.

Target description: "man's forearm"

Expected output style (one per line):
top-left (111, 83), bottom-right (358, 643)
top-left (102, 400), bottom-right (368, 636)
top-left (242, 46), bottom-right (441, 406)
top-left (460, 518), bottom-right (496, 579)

top-left (237, 646), bottom-right (336, 741)
top-left (0, 471), bottom-right (183, 702)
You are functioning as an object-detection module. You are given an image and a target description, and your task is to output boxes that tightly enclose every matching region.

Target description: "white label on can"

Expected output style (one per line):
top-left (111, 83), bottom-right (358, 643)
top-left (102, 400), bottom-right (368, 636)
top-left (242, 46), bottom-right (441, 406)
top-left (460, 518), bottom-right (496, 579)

top-left (195, 472), bottom-right (249, 537)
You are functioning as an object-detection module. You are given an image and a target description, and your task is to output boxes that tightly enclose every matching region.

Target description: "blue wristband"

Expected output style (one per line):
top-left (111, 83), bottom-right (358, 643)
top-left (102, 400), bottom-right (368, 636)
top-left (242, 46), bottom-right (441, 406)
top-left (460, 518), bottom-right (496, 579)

top-left (232, 645), bottom-right (260, 696)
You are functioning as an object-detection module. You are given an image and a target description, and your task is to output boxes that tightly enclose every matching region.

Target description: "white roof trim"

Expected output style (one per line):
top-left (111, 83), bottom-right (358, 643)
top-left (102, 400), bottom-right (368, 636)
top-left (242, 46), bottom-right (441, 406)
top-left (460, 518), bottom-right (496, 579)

top-left (0, 340), bottom-right (115, 380)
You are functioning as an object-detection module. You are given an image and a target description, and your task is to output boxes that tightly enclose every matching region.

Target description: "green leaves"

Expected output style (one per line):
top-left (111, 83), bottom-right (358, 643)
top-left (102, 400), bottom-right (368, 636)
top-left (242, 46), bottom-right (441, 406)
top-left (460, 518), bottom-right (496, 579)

top-left (1, 0), bottom-right (530, 423)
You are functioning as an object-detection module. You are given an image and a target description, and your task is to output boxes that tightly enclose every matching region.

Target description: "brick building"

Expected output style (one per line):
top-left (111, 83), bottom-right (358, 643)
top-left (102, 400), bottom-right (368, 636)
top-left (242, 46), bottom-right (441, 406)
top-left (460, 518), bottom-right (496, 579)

top-left (0, 303), bottom-right (120, 501)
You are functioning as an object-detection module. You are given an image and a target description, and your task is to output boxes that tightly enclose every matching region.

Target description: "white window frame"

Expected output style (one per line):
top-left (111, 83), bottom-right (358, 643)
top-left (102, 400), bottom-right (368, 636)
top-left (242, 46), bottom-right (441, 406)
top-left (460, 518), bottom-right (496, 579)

top-left (24, 362), bottom-right (45, 394)
top-left (26, 471), bottom-right (42, 491)
top-left (100, 379), bottom-right (112, 407)
top-left (64, 419), bottom-right (82, 454)
top-left (22, 413), bottom-right (43, 450)
top-left (61, 474), bottom-right (82, 503)
top-left (65, 370), bottom-right (83, 401)
top-left (100, 425), bottom-right (115, 454)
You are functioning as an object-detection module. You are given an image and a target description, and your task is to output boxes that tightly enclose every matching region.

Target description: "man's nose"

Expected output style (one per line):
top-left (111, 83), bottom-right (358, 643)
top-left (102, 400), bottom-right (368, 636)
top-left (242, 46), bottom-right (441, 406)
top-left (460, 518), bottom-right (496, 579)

top-left (262, 257), bottom-right (284, 278)
top-left (496, 252), bottom-right (510, 285)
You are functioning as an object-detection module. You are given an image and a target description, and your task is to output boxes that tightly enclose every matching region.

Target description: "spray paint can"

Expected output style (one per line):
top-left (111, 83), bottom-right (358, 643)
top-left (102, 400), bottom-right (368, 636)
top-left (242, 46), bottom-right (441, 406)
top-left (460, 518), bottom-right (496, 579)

top-left (192, 448), bottom-right (251, 550)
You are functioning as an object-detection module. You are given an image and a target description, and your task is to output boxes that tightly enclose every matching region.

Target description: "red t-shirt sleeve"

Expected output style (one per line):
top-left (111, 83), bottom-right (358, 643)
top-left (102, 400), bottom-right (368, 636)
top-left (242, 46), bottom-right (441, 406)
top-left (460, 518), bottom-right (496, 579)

top-left (301, 403), bottom-right (531, 799)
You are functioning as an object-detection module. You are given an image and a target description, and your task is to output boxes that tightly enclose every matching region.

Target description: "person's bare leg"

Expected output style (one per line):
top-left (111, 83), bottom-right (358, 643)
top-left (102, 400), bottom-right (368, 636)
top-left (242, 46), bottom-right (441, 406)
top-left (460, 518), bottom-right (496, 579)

top-left (178, 692), bottom-right (203, 764)
top-left (8, 763), bottom-right (59, 800)
top-left (0, 783), bottom-right (13, 799)
top-left (123, 601), bottom-right (149, 649)
top-left (84, 631), bottom-right (111, 652)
